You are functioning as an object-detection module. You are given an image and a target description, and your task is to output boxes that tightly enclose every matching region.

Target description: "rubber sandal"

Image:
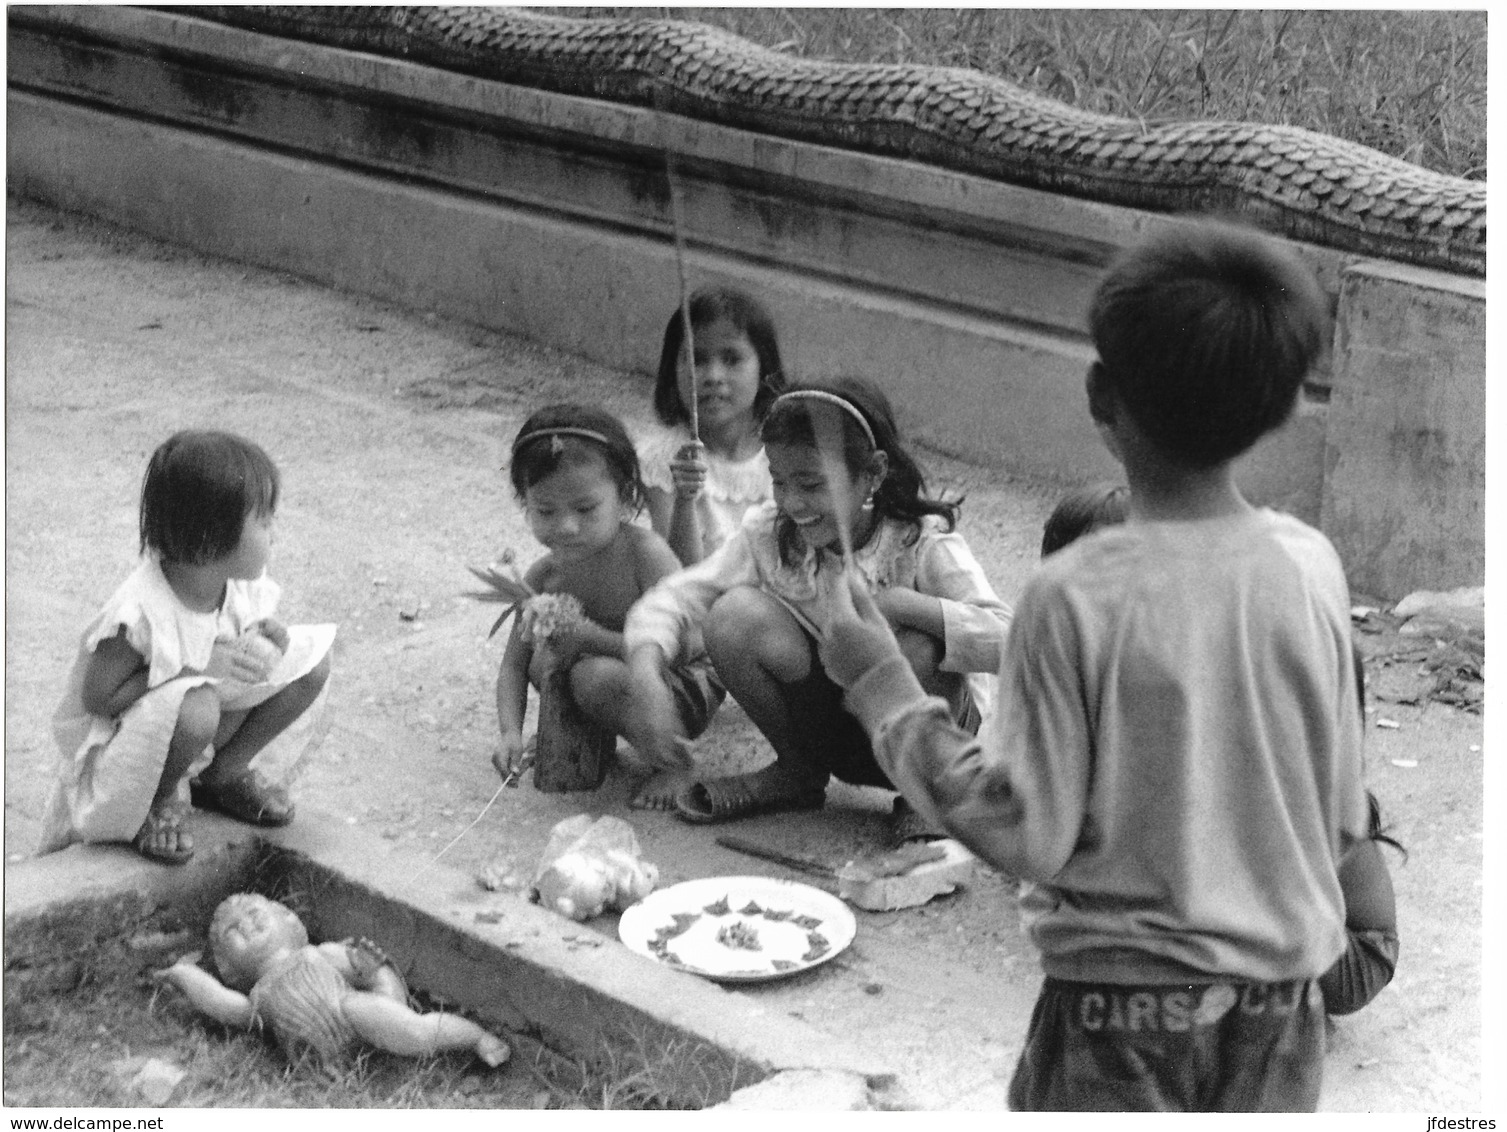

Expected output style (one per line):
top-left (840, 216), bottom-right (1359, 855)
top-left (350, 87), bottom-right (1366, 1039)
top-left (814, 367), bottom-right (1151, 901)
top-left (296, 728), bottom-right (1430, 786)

top-left (190, 769), bottom-right (295, 827)
top-left (134, 799), bottom-right (195, 865)
top-left (890, 796), bottom-right (945, 846)
top-left (674, 764), bottom-right (826, 825)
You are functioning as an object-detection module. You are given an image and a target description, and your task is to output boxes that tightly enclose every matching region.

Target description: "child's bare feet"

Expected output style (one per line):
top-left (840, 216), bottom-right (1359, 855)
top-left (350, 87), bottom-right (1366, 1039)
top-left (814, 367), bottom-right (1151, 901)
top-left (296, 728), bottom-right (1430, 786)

top-left (630, 768), bottom-right (695, 811)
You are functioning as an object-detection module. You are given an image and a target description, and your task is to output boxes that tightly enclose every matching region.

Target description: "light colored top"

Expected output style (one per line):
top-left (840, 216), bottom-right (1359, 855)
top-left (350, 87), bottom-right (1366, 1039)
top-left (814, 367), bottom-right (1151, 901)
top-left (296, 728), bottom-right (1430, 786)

top-left (625, 500), bottom-right (1012, 714)
top-left (845, 509), bottom-right (1369, 985)
top-left (53, 555), bottom-right (283, 758)
top-left (637, 425), bottom-right (771, 560)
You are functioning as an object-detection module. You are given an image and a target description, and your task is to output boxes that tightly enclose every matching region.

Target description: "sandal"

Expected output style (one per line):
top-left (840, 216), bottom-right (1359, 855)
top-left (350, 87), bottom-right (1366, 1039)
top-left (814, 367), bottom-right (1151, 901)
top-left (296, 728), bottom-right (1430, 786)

top-left (134, 799), bottom-right (195, 865)
top-left (675, 764), bottom-right (826, 825)
top-left (890, 796), bottom-right (945, 846)
top-left (190, 769), bottom-right (295, 828)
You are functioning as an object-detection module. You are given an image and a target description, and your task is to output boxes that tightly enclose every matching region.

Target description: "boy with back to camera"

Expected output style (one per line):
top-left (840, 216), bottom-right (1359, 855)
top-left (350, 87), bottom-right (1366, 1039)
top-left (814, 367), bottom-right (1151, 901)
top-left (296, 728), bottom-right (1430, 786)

top-left (820, 220), bottom-right (1369, 1111)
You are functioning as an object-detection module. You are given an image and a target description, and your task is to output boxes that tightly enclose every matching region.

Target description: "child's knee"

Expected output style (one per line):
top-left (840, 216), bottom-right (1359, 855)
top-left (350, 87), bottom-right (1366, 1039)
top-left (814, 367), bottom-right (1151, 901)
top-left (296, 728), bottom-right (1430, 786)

top-left (175, 685), bottom-right (221, 746)
top-left (568, 656), bottom-right (626, 709)
top-left (706, 588), bottom-right (808, 676)
top-left (304, 652), bottom-right (332, 692)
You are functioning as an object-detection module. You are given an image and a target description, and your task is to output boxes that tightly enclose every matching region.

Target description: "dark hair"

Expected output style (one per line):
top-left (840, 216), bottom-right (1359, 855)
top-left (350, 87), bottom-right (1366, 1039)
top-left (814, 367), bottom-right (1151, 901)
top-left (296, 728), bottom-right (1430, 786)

top-left (1365, 790), bottom-right (1407, 860)
top-left (139, 430), bottom-right (280, 566)
top-left (654, 286), bottom-right (785, 426)
top-left (760, 376), bottom-right (959, 563)
top-left (1088, 219), bottom-right (1328, 468)
top-left (1041, 482), bottom-right (1130, 556)
top-left (508, 403), bottom-right (645, 513)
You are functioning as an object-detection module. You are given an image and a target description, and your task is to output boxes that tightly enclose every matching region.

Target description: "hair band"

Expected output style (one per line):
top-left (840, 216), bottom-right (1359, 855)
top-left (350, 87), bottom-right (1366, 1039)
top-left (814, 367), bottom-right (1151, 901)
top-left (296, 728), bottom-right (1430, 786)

top-left (510, 426), bottom-right (615, 458)
top-left (772, 390), bottom-right (877, 450)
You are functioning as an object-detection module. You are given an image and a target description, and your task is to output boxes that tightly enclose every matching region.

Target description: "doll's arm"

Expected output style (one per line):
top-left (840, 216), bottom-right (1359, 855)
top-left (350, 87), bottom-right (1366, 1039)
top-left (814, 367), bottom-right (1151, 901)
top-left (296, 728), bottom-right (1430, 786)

top-left (152, 953), bottom-right (255, 1029)
top-left (318, 940), bottom-right (409, 1005)
top-left (80, 629), bottom-right (151, 718)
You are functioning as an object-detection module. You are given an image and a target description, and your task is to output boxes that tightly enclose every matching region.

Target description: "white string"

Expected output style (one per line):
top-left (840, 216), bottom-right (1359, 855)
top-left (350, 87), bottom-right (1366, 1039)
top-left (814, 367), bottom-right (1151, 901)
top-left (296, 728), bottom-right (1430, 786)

top-left (404, 781), bottom-right (508, 888)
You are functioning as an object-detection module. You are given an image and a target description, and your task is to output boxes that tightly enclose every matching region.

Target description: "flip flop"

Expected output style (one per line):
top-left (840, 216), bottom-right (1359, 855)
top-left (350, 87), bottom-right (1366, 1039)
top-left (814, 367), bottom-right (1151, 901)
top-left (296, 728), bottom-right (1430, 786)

top-left (191, 769), bottom-right (295, 827)
top-left (134, 799), bottom-right (195, 865)
top-left (674, 764), bottom-right (827, 825)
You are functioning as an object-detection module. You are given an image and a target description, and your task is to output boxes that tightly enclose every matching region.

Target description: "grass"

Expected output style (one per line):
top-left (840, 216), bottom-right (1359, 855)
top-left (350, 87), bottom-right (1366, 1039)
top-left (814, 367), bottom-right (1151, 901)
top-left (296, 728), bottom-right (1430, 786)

top-left (547, 9), bottom-right (1485, 180)
top-left (3, 919), bottom-right (721, 1109)
top-left (2, 936), bottom-right (543, 1109)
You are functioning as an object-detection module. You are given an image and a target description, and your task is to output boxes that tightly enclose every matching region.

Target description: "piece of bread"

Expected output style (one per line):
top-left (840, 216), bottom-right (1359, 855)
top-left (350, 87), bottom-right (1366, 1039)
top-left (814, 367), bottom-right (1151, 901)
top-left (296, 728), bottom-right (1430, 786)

top-left (836, 839), bottom-right (976, 911)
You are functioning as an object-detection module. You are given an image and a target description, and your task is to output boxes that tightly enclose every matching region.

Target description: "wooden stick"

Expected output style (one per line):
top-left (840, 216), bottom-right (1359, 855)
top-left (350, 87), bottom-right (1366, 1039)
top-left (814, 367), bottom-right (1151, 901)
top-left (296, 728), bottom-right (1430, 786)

top-left (715, 835), bottom-right (836, 879)
top-left (809, 403), bottom-right (857, 570)
top-left (665, 153), bottom-right (699, 443)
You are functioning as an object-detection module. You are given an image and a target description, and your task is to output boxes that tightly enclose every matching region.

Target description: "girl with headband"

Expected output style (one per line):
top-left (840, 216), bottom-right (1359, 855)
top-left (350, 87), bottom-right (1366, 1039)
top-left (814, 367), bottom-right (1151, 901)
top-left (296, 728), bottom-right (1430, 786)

top-left (624, 376), bottom-right (1012, 841)
top-left (493, 404), bottom-right (724, 808)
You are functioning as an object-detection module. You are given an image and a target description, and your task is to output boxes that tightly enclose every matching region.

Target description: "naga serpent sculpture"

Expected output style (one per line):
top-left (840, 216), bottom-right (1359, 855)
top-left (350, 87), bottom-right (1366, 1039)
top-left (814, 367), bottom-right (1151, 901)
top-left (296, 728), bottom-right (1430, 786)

top-left (182, 5), bottom-right (1484, 277)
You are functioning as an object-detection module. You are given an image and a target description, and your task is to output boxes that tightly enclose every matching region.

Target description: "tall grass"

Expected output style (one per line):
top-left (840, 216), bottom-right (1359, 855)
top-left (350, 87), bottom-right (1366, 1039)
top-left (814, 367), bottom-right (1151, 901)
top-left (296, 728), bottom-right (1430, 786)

top-left (549, 9), bottom-right (1485, 180)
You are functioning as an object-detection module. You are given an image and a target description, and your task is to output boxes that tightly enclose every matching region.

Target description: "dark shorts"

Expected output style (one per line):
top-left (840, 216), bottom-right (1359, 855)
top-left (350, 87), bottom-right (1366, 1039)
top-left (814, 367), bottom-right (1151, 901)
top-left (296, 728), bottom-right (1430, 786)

top-left (780, 628), bottom-right (980, 789)
top-left (667, 659), bottom-right (725, 740)
top-left (1008, 976), bottom-right (1327, 1112)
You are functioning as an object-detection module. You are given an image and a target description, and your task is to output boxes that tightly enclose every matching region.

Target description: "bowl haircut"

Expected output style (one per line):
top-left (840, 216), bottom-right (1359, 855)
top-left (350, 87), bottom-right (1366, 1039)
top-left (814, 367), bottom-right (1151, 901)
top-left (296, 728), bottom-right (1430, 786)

top-left (139, 429), bottom-right (280, 566)
top-left (1088, 220), bottom-right (1329, 468)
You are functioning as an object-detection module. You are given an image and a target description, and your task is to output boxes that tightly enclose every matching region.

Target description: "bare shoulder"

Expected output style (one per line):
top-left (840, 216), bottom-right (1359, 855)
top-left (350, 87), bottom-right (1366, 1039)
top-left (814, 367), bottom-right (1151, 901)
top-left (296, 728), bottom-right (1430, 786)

top-left (524, 553), bottom-right (561, 593)
top-left (622, 523), bottom-right (681, 583)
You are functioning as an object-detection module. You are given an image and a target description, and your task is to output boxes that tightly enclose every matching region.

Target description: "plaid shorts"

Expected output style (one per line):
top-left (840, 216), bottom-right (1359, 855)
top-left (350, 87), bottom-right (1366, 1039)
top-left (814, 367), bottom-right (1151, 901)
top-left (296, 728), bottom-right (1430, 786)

top-left (1008, 976), bottom-right (1327, 1112)
top-left (666, 658), bottom-right (725, 739)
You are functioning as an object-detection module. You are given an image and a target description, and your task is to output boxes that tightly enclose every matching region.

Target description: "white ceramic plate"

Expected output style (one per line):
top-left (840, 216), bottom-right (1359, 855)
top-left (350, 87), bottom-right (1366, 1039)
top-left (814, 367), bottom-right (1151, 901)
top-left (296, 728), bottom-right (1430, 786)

top-left (618, 875), bottom-right (856, 983)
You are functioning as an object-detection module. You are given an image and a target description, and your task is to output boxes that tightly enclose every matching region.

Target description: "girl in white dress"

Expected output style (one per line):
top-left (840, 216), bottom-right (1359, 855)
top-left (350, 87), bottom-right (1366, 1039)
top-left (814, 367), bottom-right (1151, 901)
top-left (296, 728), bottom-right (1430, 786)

top-left (40, 430), bottom-right (334, 864)
top-left (638, 286), bottom-right (786, 566)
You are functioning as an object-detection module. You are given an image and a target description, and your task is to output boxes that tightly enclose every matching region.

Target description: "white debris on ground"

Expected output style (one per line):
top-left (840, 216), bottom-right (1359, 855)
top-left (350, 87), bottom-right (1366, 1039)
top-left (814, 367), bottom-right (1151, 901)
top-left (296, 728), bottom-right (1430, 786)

top-left (1353, 586), bottom-right (1484, 715)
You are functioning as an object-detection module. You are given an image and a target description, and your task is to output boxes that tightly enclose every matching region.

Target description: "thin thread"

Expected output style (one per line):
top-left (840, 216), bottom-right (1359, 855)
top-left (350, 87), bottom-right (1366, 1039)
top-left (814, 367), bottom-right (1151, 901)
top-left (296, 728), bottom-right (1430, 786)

top-left (666, 153), bottom-right (699, 443)
top-left (404, 781), bottom-right (507, 888)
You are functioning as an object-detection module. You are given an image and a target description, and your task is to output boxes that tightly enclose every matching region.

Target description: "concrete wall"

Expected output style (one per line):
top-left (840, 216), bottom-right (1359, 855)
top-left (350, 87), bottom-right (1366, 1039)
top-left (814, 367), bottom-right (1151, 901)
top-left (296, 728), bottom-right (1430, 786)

top-left (6, 5), bottom-right (1484, 598)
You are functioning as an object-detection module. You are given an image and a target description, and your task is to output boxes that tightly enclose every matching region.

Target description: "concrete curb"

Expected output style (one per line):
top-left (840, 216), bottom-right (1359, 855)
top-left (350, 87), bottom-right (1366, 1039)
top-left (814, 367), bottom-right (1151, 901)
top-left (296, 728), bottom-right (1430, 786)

top-left (4, 806), bottom-right (909, 1109)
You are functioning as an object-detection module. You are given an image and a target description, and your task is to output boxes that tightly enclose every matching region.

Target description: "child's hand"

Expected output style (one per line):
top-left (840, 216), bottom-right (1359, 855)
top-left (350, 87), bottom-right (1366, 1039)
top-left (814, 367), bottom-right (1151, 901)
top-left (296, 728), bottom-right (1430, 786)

top-left (537, 620), bottom-right (588, 673)
top-left (203, 639), bottom-right (274, 684)
top-left (255, 617), bottom-right (290, 652)
top-left (626, 648), bottom-right (691, 768)
top-left (820, 569), bottom-right (905, 689)
top-left (669, 442), bottom-right (709, 501)
top-left (493, 732), bottom-right (536, 782)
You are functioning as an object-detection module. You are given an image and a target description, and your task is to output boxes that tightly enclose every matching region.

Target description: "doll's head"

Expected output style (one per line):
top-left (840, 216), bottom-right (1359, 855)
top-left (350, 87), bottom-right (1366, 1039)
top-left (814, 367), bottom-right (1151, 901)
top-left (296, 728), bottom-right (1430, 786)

top-left (209, 893), bottom-right (308, 991)
top-left (139, 430), bottom-right (280, 571)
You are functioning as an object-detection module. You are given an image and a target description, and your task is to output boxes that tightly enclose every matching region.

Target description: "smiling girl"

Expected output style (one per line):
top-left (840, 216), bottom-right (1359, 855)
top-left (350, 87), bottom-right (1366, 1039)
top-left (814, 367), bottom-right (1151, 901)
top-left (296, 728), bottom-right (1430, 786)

top-left (625, 377), bottom-right (1011, 839)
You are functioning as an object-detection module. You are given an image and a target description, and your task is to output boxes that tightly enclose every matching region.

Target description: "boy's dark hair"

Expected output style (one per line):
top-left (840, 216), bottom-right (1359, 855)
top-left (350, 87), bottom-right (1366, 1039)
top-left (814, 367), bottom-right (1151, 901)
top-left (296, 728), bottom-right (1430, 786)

top-left (654, 286), bottom-right (786, 426)
top-left (1041, 482), bottom-right (1130, 557)
top-left (508, 403), bottom-right (645, 512)
top-left (761, 376), bottom-right (959, 563)
top-left (139, 430), bottom-right (280, 566)
top-left (1088, 220), bottom-right (1329, 467)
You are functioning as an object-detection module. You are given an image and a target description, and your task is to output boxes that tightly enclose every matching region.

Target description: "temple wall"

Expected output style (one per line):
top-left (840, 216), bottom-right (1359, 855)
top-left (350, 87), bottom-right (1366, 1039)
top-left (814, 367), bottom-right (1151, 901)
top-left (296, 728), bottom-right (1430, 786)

top-left (7, 6), bottom-right (1484, 597)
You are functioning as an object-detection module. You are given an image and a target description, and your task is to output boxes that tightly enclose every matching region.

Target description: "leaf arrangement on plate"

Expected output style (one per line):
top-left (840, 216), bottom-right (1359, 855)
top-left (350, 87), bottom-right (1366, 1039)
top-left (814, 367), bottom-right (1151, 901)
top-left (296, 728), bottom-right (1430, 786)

top-left (644, 894), bottom-right (830, 974)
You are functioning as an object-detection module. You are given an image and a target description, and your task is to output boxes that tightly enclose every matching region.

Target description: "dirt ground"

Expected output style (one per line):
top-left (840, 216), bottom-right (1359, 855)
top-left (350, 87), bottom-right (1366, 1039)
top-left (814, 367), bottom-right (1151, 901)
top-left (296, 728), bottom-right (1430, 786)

top-left (2, 197), bottom-right (1488, 1111)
